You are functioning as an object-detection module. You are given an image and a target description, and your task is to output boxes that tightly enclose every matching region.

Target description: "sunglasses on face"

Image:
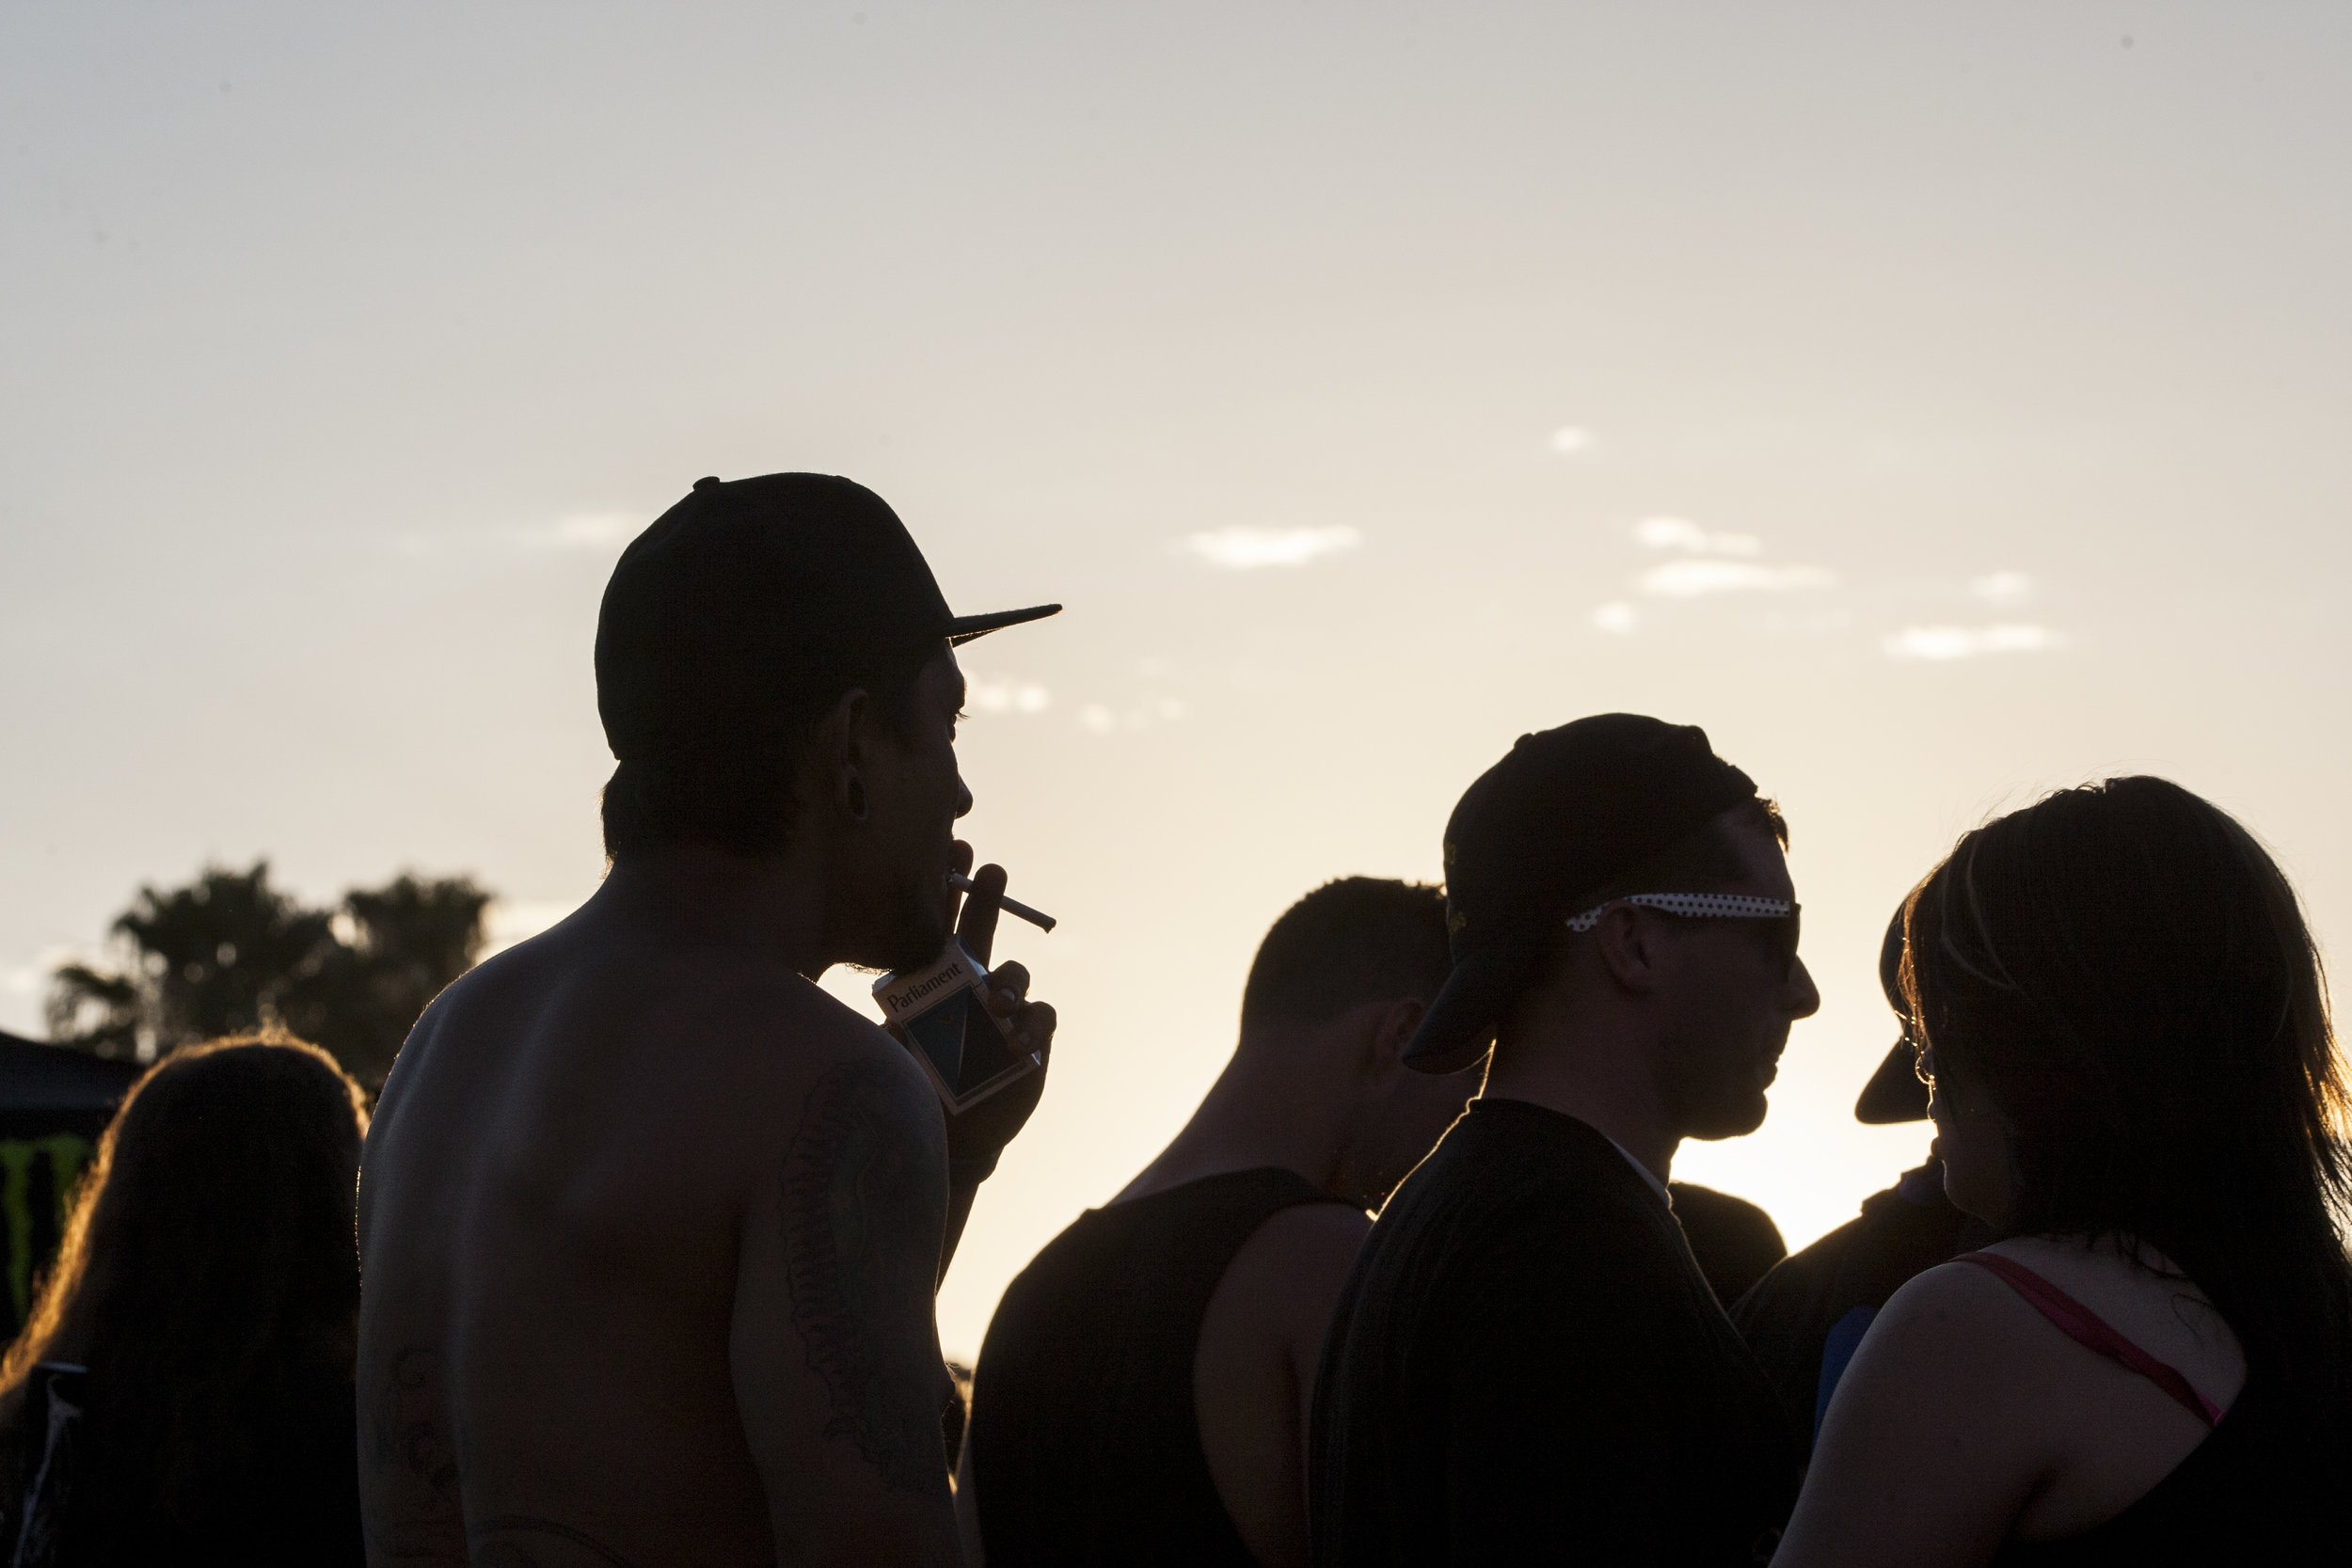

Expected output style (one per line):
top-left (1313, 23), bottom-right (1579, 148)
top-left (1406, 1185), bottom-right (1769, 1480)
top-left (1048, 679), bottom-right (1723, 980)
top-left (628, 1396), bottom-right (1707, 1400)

top-left (1565, 893), bottom-right (1803, 977)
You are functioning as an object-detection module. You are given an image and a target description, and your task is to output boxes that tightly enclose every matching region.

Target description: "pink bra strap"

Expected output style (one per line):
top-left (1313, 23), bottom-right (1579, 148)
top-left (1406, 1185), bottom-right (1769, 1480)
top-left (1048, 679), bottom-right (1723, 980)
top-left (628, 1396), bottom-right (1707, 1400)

top-left (1955, 1252), bottom-right (2223, 1428)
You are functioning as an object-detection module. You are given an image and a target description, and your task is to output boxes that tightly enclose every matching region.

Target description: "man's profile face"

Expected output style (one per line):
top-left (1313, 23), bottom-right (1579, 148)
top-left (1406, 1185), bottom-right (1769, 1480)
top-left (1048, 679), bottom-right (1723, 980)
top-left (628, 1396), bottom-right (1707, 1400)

top-left (1652, 816), bottom-right (1820, 1142)
top-left (852, 646), bottom-right (973, 973)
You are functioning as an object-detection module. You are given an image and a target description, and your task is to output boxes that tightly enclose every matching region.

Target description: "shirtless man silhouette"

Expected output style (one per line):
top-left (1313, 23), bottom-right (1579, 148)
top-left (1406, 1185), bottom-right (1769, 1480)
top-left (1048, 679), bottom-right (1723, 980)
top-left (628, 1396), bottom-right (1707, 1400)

top-left (357, 473), bottom-right (1060, 1568)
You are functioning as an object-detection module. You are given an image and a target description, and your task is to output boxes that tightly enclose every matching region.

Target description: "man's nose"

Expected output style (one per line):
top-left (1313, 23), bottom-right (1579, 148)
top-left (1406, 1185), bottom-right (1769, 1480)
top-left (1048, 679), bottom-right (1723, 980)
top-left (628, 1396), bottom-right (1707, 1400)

top-left (1785, 956), bottom-right (1822, 1020)
top-left (955, 776), bottom-right (974, 819)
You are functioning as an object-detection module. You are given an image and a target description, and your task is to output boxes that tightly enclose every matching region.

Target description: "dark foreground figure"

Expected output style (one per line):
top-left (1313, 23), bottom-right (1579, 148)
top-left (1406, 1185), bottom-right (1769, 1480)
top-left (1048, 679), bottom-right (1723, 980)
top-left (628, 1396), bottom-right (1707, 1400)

top-left (968, 879), bottom-right (1476, 1568)
top-left (1668, 1180), bottom-right (1785, 1307)
top-left (0, 1036), bottom-right (369, 1565)
top-left (1311, 716), bottom-right (1815, 1565)
top-left (358, 475), bottom-right (1059, 1567)
top-left (1774, 778), bottom-right (2352, 1566)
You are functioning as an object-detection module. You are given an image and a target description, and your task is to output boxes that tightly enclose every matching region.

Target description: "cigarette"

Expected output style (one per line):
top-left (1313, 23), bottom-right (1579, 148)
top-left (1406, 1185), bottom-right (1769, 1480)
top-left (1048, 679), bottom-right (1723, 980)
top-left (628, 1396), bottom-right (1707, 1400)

top-left (949, 873), bottom-right (1057, 933)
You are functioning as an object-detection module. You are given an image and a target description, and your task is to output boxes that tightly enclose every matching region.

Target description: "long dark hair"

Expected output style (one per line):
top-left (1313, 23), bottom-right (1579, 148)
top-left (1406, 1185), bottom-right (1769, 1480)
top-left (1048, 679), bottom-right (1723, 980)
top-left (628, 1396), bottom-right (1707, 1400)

top-left (0, 1034), bottom-right (369, 1541)
top-left (1905, 776), bottom-right (2352, 1431)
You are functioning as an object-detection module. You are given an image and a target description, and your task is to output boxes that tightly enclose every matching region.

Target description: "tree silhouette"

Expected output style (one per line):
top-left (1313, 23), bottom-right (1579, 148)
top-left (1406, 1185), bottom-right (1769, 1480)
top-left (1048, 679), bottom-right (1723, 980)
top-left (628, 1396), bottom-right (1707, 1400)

top-left (46, 862), bottom-right (491, 1090)
top-left (287, 874), bottom-right (492, 1089)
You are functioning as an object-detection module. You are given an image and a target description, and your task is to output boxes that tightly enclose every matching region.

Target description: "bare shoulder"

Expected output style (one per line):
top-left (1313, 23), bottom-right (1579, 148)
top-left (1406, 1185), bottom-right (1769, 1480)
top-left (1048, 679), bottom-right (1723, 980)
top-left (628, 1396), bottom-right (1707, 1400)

top-left (705, 969), bottom-right (931, 1108)
top-left (1833, 1254), bottom-right (2145, 1465)
top-left (554, 921), bottom-right (938, 1145)
top-left (1831, 1258), bottom-right (2084, 1465)
top-left (1772, 1262), bottom-right (2060, 1568)
top-left (1979, 1234), bottom-right (2246, 1410)
top-left (1218, 1201), bottom-right (1372, 1342)
top-left (1863, 1255), bottom-right (2110, 1395)
top-left (1239, 1202), bottom-right (1373, 1287)
top-left (1876, 1254), bottom-right (2039, 1337)
top-left (1195, 1201), bottom-right (1364, 1568)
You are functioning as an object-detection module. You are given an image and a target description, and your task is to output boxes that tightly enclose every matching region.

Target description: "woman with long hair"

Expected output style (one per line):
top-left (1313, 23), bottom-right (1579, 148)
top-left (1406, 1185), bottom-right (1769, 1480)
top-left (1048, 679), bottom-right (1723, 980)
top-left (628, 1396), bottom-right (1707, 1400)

top-left (0, 1034), bottom-right (369, 1565)
top-left (1774, 776), bottom-right (2352, 1564)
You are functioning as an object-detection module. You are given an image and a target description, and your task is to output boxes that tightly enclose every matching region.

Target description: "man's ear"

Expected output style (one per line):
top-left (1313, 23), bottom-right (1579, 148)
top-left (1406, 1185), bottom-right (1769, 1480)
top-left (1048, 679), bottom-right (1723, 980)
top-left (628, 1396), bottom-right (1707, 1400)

top-left (1592, 905), bottom-right (1661, 993)
top-left (810, 686), bottom-right (873, 824)
top-left (1366, 996), bottom-right (1430, 1074)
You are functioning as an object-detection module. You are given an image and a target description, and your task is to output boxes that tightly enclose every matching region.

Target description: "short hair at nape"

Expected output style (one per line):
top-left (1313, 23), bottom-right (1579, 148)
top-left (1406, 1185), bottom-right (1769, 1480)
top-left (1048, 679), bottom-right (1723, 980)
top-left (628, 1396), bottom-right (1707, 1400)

top-left (1239, 878), bottom-right (1453, 1028)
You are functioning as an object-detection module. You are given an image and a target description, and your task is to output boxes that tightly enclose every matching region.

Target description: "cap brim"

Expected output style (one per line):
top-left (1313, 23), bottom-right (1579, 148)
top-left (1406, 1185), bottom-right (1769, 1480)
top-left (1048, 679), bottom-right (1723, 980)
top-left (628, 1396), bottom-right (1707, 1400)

top-left (1854, 1037), bottom-right (1931, 1124)
top-left (1402, 944), bottom-right (1540, 1075)
top-left (946, 604), bottom-right (1061, 645)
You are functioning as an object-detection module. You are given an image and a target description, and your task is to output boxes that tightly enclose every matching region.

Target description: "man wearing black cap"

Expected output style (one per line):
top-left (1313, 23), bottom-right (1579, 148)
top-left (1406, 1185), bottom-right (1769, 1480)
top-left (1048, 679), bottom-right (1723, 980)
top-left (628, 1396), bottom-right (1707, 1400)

top-left (1309, 714), bottom-right (1817, 1566)
top-left (1730, 905), bottom-right (1992, 1457)
top-left (358, 474), bottom-right (1060, 1568)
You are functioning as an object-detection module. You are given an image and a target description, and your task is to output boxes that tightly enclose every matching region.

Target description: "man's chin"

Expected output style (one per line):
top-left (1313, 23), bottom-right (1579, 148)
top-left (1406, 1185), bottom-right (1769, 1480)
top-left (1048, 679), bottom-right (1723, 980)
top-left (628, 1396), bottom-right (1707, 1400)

top-left (881, 920), bottom-right (951, 975)
top-left (1688, 1092), bottom-right (1771, 1143)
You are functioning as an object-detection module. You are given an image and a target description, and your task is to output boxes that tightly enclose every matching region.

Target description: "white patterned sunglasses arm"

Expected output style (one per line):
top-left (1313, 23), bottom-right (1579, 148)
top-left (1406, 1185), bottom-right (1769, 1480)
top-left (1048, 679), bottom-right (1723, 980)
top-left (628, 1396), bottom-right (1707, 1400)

top-left (1564, 893), bottom-right (1796, 932)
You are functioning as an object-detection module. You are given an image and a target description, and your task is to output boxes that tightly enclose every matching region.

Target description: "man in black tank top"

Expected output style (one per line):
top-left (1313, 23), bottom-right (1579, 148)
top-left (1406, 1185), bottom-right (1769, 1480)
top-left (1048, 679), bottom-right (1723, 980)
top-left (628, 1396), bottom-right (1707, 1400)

top-left (1311, 716), bottom-right (1816, 1565)
top-left (964, 879), bottom-right (1482, 1567)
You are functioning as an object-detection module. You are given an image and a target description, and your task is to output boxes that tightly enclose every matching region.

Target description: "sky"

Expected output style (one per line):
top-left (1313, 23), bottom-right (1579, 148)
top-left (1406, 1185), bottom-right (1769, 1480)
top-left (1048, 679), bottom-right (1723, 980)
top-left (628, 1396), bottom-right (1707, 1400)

top-left (4, 2), bottom-right (2348, 1359)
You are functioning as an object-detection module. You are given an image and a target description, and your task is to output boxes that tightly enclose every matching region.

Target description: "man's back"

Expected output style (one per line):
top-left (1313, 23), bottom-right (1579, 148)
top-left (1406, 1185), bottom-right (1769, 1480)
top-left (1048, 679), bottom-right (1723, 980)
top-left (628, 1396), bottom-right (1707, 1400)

top-left (1309, 1100), bottom-right (1796, 1566)
top-left (970, 1168), bottom-right (1351, 1567)
top-left (357, 898), bottom-right (958, 1567)
top-left (1667, 1181), bottom-right (1788, 1307)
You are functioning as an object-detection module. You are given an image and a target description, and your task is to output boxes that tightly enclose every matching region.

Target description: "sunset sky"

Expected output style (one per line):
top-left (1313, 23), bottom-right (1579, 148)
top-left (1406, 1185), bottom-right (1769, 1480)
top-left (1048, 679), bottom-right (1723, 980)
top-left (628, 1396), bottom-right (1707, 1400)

top-left (5, 2), bottom-right (2347, 1357)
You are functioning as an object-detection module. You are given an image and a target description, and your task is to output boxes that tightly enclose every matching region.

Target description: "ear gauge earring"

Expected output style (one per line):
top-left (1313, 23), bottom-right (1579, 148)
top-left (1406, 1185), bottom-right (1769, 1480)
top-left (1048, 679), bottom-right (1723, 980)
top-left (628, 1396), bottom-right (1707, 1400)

top-left (846, 777), bottom-right (869, 821)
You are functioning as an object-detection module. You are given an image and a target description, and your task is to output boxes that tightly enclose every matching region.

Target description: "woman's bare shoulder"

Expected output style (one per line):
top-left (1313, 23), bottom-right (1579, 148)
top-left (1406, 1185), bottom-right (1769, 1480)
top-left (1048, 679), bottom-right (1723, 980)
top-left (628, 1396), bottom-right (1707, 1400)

top-left (1850, 1257), bottom-right (2075, 1408)
top-left (1978, 1234), bottom-right (2246, 1411)
top-left (1873, 1255), bottom-right (2038, 1341)
top-left (1774, 1262), bottom-right (2060, 1567)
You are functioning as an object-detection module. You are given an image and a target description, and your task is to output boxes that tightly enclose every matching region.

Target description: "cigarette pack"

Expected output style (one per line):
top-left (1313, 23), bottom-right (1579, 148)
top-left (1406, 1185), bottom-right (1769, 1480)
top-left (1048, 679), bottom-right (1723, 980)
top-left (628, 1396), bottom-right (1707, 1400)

top-left (871, 938), bottom-right (1042, 1113)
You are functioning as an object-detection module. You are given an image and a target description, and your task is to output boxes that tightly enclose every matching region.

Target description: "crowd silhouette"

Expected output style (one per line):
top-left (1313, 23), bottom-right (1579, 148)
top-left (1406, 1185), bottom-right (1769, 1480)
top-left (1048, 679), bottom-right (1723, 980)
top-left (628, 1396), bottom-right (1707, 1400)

top-left (5, 472), bottom-right (2347, 1566)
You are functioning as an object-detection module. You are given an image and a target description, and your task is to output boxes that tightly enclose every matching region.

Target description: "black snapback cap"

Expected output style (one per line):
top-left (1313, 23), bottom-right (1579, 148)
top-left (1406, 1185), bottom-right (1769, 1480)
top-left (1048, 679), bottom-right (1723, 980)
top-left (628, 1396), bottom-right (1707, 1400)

top-left (1404, 714), bottom-right (1761, 1074)
top-left (1854, 903), bottom-right (1931, 1124)
top-left (596, 473), bottom-right (1058, 765)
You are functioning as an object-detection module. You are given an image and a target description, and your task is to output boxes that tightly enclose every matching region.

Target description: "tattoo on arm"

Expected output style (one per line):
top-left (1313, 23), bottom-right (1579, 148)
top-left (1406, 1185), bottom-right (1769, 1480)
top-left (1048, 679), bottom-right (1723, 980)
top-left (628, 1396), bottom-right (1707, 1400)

top-left (471, 1516), bottom-right (647, 1568)
top-left (783, 1060), bottom-right (951, 1496)
top-left (374, 1344), bottom-right (462, 1499)
top-left (359, 1341), bottom-right (469, 1562)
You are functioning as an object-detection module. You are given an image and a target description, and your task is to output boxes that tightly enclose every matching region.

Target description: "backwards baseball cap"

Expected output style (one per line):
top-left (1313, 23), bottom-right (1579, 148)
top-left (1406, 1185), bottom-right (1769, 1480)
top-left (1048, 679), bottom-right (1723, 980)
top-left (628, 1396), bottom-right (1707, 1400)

top-left (1403, 714), bottom-right (1761, 1074)
top-left (596, 473), bottom-right (1058, 765)
top-left (1854, 904), bottom-right (1931, 1124)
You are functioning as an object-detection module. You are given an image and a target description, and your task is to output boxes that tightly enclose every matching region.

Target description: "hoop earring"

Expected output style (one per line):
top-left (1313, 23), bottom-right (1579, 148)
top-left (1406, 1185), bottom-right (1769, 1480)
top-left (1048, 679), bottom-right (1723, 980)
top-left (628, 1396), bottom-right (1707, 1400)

top-left (846, 777), bottom-right (868, 821)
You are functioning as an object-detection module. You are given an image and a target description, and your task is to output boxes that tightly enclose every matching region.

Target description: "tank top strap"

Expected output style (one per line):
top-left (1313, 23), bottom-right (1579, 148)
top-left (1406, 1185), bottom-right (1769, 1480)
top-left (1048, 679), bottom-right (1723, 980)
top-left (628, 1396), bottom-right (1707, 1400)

top-left (1955, 1252), bottom-right (2224, 1428)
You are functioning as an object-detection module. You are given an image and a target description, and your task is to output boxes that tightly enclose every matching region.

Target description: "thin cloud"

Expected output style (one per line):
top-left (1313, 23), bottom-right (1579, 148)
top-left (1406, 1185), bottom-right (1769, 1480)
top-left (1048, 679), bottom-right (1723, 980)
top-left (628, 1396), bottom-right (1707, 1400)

top-left (1549, 425), bottom-right (1596, 455)
top-left (378, 513), bottom-right (645, 559)
top-left (1593, 601), bottom-right (1638, 634)
top-left (1634, 516), bottom-right (1761, 557)
top-left (1183, 526), bottom-right (1362, 570)
top-left (968, 676), bottom-right (1052, 716)
top-left (1639, 560), bottom-right (1837, 597)
top-left (1883, 624), bottom-right (2064, 660)
top-left (1970, 571), bottom-right (2035, 608)
top-left (1078, 696), bottom-right (1189, 735)
top-left (514, 514), bottom-right (639, 552)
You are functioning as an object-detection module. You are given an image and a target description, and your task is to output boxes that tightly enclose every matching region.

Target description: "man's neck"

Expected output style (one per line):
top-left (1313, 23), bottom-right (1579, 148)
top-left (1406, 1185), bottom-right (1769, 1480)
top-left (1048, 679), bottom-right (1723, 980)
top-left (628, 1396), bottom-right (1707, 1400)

top-left (1114, 1046), bottom-right (1348, 1205)
top-left (1479, 1037), bottom-right (1680, 1188)
top-left (596, 845), bottom-right (834, 974)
